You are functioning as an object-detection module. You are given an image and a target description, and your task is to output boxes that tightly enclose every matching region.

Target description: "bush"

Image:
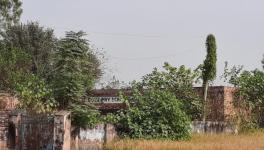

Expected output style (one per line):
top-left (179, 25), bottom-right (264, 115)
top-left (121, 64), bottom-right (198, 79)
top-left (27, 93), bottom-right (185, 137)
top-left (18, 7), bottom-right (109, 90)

top-left (223, 63), bottom-right (264, 129)
top-left (14, 73), bottom-right (57, 113)
top-left (117, 87), bottom-right (191, 140)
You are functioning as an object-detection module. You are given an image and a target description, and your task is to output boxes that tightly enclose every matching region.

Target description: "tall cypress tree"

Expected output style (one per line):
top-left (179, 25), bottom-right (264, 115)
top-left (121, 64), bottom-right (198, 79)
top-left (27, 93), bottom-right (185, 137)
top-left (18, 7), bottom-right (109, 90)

top-left (202, 34), bottom-right (217, 122)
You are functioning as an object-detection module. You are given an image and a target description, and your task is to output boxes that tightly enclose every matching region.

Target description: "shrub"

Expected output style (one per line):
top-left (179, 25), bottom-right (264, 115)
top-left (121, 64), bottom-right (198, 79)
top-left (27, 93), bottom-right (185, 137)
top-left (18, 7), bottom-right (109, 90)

top-left (117, 87), bottom-right (191, 140)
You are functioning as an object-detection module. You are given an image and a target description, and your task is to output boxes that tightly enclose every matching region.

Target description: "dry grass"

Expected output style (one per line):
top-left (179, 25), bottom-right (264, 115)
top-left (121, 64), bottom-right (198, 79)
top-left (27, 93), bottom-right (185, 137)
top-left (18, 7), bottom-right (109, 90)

top-left (104, 132), bottom-right (264, 150)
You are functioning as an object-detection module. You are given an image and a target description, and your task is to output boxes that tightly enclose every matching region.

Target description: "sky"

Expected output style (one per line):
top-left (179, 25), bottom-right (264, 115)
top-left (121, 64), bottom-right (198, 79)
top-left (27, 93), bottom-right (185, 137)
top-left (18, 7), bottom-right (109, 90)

top-left (21, 0), bottom-right (264, 86)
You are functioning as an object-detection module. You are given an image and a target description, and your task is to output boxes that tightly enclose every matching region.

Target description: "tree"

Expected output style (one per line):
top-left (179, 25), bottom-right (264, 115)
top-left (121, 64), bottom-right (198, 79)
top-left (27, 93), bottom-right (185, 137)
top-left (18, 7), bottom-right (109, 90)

top-left (14, 73), bottom-right (57, 113)
top-left (0, 46), bottom-right (56, 112)
top-left (52, 31), bottom-right (102, 108)
top-left (202, 34), bottom-right (217, 122)
top-left (1, 22), bottom-right (56, 79)
top-left (223, 64), bottom-right (264, 129)
top-left (0, 47), bottom-right (30, 90)
top-left (118, 87), bottom-right (191, 140)
top-left (140, 62), bottom-right (202, 120)
top-left (0, 0), bottom-right (22, 30)
top-left (116, 63), bottom-right (202, 140)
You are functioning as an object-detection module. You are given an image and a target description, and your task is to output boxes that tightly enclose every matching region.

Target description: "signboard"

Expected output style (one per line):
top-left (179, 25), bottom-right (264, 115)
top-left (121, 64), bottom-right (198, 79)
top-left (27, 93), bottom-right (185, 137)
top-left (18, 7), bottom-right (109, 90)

top-left (86, 97), bottom-right (121, 103)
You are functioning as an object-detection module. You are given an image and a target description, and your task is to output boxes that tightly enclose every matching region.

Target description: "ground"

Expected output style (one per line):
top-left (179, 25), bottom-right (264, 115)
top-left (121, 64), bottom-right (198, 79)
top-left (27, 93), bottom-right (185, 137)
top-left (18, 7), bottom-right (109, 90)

top-left (104, 131), bottom-right (264, 150)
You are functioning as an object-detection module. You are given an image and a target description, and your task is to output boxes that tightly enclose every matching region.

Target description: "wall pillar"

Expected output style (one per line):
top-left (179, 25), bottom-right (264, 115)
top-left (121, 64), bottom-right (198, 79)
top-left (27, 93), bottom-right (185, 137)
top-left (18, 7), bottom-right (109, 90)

top-left (54, 111), bottom-right (71, 150)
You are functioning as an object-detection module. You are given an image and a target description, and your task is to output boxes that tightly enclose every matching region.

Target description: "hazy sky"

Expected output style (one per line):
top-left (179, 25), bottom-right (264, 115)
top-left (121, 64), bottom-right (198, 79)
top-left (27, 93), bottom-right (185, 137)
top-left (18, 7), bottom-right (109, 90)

top-left (21, 0), bottom-right (264, 85)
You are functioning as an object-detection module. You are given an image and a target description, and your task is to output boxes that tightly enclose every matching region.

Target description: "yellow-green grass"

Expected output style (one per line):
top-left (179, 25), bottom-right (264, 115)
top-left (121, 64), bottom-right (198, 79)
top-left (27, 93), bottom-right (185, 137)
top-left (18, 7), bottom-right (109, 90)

top-left (104, 131), bottom-right (264, 150)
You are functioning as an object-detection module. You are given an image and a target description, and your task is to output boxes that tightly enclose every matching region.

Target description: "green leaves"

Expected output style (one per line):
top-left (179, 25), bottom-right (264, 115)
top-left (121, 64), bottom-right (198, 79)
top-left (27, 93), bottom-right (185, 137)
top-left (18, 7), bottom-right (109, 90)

top-left (0, 0), bottom-right (22, 29)
top-left (140, 63), bottom-right (202, 120)
top-left (0, 28), bottom-right (102, 127)
top-left (70, 102), bottom-right (101, 128)
top-left (14, 73), bottom-right (57, 113)
top-left (224, 64), bottom-right (264, 128)
top-left (202, 34), bottom-right (217, 83)
top-left (51, 31), bottom-right (102, 127)
top-left (1, 22), bottom-right (56, 79)
top-left (52, 31), bottom-right (101, 109)
top-left (116, 63), bottom-right (201, 140)
top-left (118, 89), bottom-right (191, 140)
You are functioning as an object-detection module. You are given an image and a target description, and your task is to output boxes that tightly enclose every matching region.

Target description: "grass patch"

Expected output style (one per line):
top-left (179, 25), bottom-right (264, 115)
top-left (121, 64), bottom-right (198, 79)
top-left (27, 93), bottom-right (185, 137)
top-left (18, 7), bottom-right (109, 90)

top-left (104, 131), bottom-right (264, 150)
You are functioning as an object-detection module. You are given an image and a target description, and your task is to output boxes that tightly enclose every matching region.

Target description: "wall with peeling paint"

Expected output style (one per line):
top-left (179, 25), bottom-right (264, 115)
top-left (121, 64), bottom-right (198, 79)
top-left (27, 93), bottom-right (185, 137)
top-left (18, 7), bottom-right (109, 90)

top-left (71, 124), bottom-right (117, 150)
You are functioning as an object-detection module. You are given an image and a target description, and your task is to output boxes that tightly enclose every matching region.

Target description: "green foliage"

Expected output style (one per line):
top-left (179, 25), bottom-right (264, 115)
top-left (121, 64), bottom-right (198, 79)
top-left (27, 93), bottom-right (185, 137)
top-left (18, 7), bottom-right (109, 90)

top-left (140, 62), bottom-right (202, 120)
top-left (14, 73), bottom-right (57, 113)
top-left (202, 34), bottom-right (217, 83)
top-left (115, 63), bottom-right (201, 140)
top-left (223, 63), bottom-right (264, 127)
top-left (52, 31), bottom-right (102, 108)
top-left (201, 34), bottom-right (217, 122)
top-left (1, 22), bottom-right (56, 78)
top-left (0, 47), bottom-right (31, 90)
top-left (0, 28), bottom-right (103, 125)
top-left (0, 0), bottom-right (22, 29)
top-left (117, 88), bottom-right (191, 140)
top-left (0, 22), bottom-right (58, 113)
top-left (51, 31), bottom-right (102, 127)
top-left (70, 102), bottom-right (101, 128)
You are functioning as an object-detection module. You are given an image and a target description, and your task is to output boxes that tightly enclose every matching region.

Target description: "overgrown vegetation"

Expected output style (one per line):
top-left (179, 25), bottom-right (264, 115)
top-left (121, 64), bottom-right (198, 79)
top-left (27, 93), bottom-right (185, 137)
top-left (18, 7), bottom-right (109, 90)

top-left (51, 31), bottom-right (101, 109)
top-left (0, 1), bottom-right (103, 127)
top-left (0, 0), bottom-right (22, 29)
top-left (2, 0), bottom-right (264, 142)
top-left (115, 63), bottom-right (202, 140)
top-left (223, 62), bottom-right (264, 130)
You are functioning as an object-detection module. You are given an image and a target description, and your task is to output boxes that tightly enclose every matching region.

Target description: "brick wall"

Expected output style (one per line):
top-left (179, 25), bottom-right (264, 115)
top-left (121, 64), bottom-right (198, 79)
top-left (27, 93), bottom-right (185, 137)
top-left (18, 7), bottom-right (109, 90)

top-left (0, 93), bottom-right (18, 150)
top-left (91, 86), bottom-right (237, 121)
top-left (0, 93), bottom-right (19, 110)
top-left (0, 111), bottom-right (10, 150)
top-left (193, 86), bottom-right (236, 121)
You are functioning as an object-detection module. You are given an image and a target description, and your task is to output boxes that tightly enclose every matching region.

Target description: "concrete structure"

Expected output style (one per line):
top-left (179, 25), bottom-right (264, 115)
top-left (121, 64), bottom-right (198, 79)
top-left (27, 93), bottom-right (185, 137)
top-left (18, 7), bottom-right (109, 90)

top-left (54, 111), bottom-right (71, 150)
top-left (0, 86), bottom-right (237, 149)
top-left (71, 124), bottom-right (118, 150)
top-left (0, 109), bottom-right (71, 149)
top-left (88, 86), bottom-right (237, 122)
top-left (194, 86), bottom-right (236, 121)
top-left (191, 121), bottom-right (237, 134)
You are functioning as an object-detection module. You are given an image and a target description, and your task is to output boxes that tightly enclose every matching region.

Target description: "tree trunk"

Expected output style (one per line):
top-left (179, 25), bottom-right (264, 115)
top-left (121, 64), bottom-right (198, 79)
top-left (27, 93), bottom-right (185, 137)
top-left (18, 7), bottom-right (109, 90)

top-left (202, 81), bottom-right (209, 123)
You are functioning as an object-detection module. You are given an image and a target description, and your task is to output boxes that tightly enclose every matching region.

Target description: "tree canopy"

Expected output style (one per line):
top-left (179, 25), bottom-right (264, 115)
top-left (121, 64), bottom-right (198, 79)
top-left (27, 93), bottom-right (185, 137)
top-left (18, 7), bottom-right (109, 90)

top-left (202, 34), bottom-right (217, 84)
top-left (223, 64), bottom-right (264, 128)
top-left (0, 0), bottom-right (22, 30)
top-left (116, 63), bottom-right (202, 140)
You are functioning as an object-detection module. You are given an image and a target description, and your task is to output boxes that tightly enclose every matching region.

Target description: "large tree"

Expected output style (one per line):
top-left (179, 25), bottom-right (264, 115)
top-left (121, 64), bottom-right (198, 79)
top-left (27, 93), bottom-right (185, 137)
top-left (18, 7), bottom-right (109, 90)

top-left (202, 34), bottom-right (217, 122)
top-left (0, 0), bottom-right (22, 30)
top-left (116, 63), bottom-right (202, 140)
top-left (0, 22), bottom-right (57, 111)
top-left (52, 31), bottom-right (102, 109)
top-left (1, 22), bottom-right (56, 79)
top-left (140, 62), bottom-right (202, 119)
